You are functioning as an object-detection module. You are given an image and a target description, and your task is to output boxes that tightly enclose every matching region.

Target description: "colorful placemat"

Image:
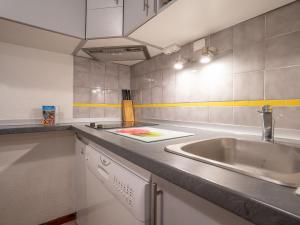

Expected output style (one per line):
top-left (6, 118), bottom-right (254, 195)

top-left (106, 127), bottom-right (194, 143)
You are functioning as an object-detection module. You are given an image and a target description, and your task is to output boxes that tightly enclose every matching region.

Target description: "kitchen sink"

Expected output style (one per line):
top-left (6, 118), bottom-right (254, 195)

top-left (165, 138), bottom-right (300, 187)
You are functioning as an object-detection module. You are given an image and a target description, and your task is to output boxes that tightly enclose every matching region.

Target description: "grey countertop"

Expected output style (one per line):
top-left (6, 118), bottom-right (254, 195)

top-left (0, 123), bottom-right (72, 135)
top-left (1, 122), bottom-right (300, 225)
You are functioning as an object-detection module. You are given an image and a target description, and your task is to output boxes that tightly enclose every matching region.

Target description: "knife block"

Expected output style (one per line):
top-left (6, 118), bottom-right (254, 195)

top-left (122, 100), bottom-right (135, 122)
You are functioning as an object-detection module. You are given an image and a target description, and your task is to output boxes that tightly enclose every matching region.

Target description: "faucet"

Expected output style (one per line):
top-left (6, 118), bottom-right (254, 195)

top-left (258, 105), bottom-right (274, 143)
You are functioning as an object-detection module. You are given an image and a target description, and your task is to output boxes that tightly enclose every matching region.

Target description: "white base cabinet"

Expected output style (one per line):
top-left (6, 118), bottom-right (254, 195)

top-left (152, 175), bottom-right (255, 225)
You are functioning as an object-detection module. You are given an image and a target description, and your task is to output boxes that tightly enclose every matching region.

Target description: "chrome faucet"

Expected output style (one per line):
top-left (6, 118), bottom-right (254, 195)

top-left (258, 105), bottom-right (274, 142)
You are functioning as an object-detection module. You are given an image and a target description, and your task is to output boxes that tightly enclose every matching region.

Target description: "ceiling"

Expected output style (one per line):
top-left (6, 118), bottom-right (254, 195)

top-left (129, 0), bottom-right (295, 49)
top-left (0, 18), bottom-right (81, 54)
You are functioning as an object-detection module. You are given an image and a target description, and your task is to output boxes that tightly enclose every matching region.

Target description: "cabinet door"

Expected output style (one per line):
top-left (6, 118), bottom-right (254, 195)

top-left (124, 0), bottom-right (156, 35)
top-left (152, 175), bottom-right (254, 225)
top-left (75, 138), bottom-right (88, 225)
top-left (86, 7), bottom-right (123, 38)
top-left (87, 0), bottom-right (123, 9)
top-left (0, 0), bottom-right (86, 38)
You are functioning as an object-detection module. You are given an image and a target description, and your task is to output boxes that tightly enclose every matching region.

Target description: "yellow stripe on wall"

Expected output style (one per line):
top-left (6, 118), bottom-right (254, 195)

top-left (73, 99), bottom-right (300, 108)
top-left (73, 103), bottom-right (121, 108)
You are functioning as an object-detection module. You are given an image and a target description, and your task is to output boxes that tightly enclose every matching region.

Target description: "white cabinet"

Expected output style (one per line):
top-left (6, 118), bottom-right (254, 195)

top-left (152, 175), bottom-right (255, 225)
top-left (86, 7), bottom-right (123, 39)
top-left (75, 137), bottom-right (88, 225)
top-left (87, 0), bottom-right (123, 9)
top-left (124, 0), bottom-right (157, 35)
top-left (0, 0), bottom-right (86, 38)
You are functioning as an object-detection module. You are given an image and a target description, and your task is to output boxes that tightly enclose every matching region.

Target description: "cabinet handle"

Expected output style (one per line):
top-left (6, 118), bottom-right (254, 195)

top-left (146, 0), bottom-right (149, 16)
top-left (151, 183), bottom-right (163, 225)
top-left (114, 0), bottom-right (119, 5)
top-left (143, 0), bottom-right (146, 11)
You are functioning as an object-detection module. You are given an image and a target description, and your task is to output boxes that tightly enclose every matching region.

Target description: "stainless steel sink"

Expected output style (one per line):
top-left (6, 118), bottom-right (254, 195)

top-left (165, 138), bottom-right (300, 187)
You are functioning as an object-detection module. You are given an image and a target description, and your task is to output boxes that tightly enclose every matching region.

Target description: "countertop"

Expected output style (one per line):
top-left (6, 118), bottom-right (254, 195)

top-left (1, 122), bottom-right (300, 225)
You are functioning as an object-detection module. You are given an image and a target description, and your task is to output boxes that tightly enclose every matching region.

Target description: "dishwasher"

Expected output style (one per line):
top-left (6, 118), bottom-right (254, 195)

top-left (81, 143), bottom-right (151, 225)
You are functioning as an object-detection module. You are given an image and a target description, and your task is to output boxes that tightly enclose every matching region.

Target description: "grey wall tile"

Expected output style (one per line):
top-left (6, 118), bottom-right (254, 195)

top-left (265, 66), bottom-right (300, 99)
top-left (89, 74), bottom-right (105, 89)
top-left (90, 108), bottom-right (104, 118)
top-left (134, 108), bottom-right (142, 120)
top-left (73, 107), bottom-right (90, 118)
top-left (142, 108), bottom-right (154, 118)
top-left (141, 89), bottom-right (152, 104)
top-left (233, 41), bottom-right (265, 73)
top-left (74, 57), bottom-right (90, 73)
top-left (210, 27), bottom-right (233, 53)
top-left (273, 107), bottom-right (300, 130)
top-left (132, 90), bottom-right (142, 104)
top-left (162, 68), bottom-right (176, 87)
top-left (105, 63), bottom-right (118, 76)
top-left (104, 108), bottom-right (121, 118)
top-left (233, 71), bottom-right (264, 100)
top-left (151, 71), bottom-right (163, 87)
top-left (234, 107), bottom-right (261, 127)
top-left (74, 87), bottom-right (90, 103)
top-left (209, 107), bottom-right (234, 124)
top-left (105, 90), bottom-right (120, 104)
top-left (208, 73), bottom-right (233, 101)
top-left (119, 65), bottom-right (131, 90)
top-left (162, 85), bottom-right (176, 103)
top-left (265, 31), bottom-right (300, 69)
top-left (152, 86), bottom-right (163, 103)
top-left (152, 108), bottom-right (162, 119)
top-left (91, 60), bottom-right (105, 76)
top-left (105, 74), bottom-right (119, 90)
top-left (74, 56), bottom-right (131, 119)
top-left (90, 88), bottom-right (104, 103)
top-left (175, 107), bottom-right (209, 122)
top-left (160, 108), bottom-right (177, 121)
top-left (266, 1), bottom-right (300, 38)
top-left (140, 74), bottom-right (152, 89)
top-left (175, 70), bottom-right (195, 102)
top-left (233, 15), bottom-right (265, 48)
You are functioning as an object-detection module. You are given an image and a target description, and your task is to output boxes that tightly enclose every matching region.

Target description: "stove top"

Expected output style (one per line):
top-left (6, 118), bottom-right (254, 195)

top-left (86, 121), bottom-right (157, 129)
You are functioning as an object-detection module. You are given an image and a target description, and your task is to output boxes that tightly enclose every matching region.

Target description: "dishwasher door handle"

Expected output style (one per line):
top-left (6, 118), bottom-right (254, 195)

top-left (151, 183), bottom-right (163, 225)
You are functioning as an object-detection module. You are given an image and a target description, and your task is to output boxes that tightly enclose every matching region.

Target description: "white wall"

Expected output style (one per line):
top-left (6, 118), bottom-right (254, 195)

top-left (0, 41), bottom-right (73, 123)
top-left (0, 131), bottom-right (75, 225)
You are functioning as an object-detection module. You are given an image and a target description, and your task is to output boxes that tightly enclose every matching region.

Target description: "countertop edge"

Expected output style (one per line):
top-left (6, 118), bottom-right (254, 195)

top-left (0, 125), bottom-right (73, 135)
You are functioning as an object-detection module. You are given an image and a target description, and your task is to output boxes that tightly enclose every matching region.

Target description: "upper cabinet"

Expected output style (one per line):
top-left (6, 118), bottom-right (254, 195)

top-left (123, 0), bottom-right (157, 35)
top-left (86, 1), bottom-right (123, 39)
top-left (0, 0), bottom-right (86, 38)
top-left (128, 0), bottom-right (295, 49)
top-left (87, 0), bottom-right (123, 9)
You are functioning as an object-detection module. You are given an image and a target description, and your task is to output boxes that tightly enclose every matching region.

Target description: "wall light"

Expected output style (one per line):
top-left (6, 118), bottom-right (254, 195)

top-left (174, 55), bottom-right (186, 70)
top-left (200, 47), bottom-right (217, 64)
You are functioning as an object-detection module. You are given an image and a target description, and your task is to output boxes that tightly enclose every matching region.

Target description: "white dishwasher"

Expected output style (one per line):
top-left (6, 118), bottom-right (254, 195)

top-left (81, 144), bottom-right (151, 225)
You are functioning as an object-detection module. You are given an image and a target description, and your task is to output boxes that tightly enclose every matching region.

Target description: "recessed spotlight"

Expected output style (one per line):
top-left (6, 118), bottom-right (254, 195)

top-left (199, 47), bottom-right (216, 64)
top-left (174, 55), bottom-right (185, 70)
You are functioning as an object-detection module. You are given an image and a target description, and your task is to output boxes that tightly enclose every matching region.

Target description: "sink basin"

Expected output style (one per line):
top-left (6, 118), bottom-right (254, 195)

top-left (165, 138), bottom-right (300, 187)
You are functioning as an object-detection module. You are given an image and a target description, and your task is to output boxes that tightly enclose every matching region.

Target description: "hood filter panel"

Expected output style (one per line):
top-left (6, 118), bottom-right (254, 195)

top-left (82, 45), bottom-right (150, 62)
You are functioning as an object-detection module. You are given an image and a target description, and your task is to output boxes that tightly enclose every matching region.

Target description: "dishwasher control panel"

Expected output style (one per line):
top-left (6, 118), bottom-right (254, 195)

top-left (113, 176), bottom-right (134, 207)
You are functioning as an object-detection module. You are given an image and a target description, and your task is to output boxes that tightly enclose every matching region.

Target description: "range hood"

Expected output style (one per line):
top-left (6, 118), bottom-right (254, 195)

top-left (82, 45), bottom-right (150, 63)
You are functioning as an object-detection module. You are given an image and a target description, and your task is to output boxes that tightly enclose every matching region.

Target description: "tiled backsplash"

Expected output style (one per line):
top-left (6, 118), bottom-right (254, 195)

top-left (73, 56), bottom-right (130, 119)
top-left (131, 1), bottom-right (300, 130)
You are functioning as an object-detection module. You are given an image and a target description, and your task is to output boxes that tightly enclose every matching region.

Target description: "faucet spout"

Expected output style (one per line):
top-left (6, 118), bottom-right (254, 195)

top-left (258, 105), bottom-right (274, 143)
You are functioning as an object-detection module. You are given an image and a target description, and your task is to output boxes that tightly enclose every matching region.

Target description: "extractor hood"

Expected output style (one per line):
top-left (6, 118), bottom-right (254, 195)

top-left (82, 45), bottom-right (150, 63)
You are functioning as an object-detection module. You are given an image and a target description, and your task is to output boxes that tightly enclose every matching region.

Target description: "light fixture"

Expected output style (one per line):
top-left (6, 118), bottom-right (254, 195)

top-left (200, 47), bottom-right (216, 64)
top-left (174, 55), bottom-right (185, 70)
